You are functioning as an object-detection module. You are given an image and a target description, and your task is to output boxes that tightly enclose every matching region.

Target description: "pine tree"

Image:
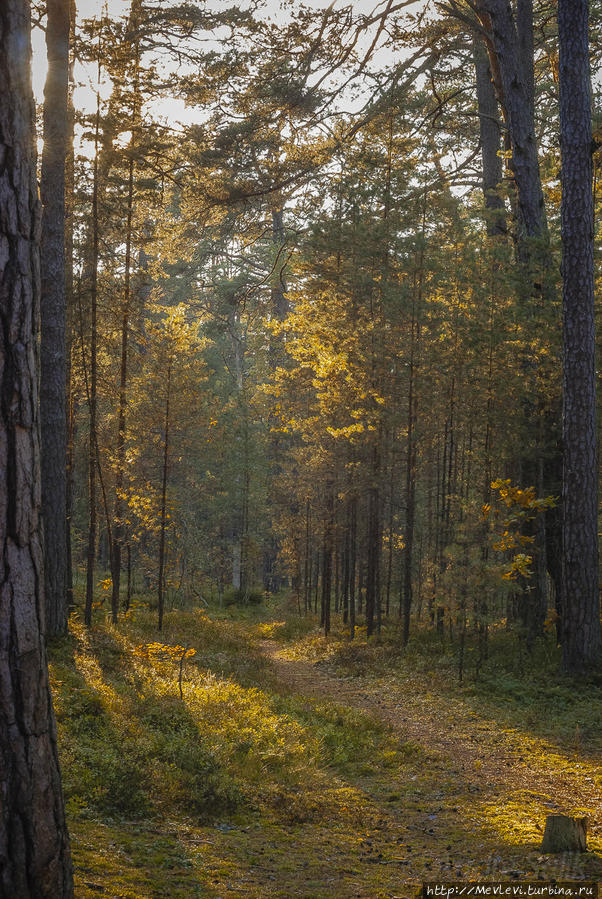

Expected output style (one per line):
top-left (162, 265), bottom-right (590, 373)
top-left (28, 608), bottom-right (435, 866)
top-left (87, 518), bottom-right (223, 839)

top-left (0, 3), bottom-right (73, 892)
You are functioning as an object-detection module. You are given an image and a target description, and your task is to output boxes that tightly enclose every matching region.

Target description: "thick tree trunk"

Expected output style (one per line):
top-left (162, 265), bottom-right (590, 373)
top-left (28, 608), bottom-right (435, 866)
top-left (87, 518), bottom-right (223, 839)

top-left (541, 815), bottom-right (587, 853)
top-left (473, 33), bottom-right (506, 237)
top-left (481, 0), bottom-right (547, 246)
top-left (558, 0), bottom-right (601, 672)
top-left (481, 0), bottom-right (562, 631)
top-left (0, 3), bottom-right (73, 894)
top-left (40, 0), bottom-right (70, 637)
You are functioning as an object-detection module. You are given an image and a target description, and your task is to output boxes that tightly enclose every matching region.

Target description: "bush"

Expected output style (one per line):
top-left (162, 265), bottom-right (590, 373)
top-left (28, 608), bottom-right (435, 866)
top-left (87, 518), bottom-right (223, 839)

top-left (223, 587), bottom-right (264, 606)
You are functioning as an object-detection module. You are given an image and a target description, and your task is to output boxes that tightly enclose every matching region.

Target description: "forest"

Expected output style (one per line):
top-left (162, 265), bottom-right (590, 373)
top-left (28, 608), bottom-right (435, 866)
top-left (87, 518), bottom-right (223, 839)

top-left (0, 0), bottom-right (601, 896)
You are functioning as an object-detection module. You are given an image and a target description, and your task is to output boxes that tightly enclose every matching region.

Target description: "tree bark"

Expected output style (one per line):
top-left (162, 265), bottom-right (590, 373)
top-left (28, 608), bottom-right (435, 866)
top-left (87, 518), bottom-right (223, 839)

top-left (481, 0), bottom-right (562, 628)
top-left (541, 815), bottom-right (587, 853)
top-left (84, 75), bottom-right (101, 629)
top-left (64, 0), bottom-right (76, 618)
top-left (0, 2), bottom-right (73, 893)
top-left (111, 152), bottom-right (135, 624)
top-left (40, 0), bottom-right (70, 637)
top-left (481, 0), bottom-right (547, 246)
top-left (558, 0), bottom-right (601, 672)
top-left (349, 494), bottom-right (357, 640)
top-left (157, 359), bottom-right (172, 631)
top-left (473, 32), bottom-right (506, 237)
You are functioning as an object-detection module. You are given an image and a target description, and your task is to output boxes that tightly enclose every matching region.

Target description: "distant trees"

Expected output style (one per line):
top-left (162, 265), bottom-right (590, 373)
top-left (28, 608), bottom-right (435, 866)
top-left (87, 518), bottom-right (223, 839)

top-left (26, 0), bottom-right (597, 672)
top-left (0, 2), bottom-right (72, 894)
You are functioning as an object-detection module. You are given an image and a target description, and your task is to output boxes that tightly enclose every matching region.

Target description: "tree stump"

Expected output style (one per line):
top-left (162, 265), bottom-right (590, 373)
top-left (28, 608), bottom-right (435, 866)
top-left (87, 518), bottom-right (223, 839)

top-left (541, 815), bottom-right (587, 852)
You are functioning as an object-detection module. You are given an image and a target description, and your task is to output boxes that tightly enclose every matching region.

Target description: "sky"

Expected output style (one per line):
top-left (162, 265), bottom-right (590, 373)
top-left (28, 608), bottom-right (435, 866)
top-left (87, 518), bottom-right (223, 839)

top-left (31, 0), bottom-right (407, 118)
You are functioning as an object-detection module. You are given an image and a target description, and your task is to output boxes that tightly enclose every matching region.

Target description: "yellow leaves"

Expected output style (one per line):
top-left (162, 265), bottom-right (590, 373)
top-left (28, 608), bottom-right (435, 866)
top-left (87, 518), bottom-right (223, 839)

top-left (492, 531), bottom-right (534, 553)
top-left (135, 642), bottom-right (197, 663)
top-left (491, 478), bottom-right (536, 509)
top-left (491, 478), bottom-right (556, 513)
top-left (382, 531), bottom-right (405, 552)
top-left (501, 553), bottom-right (533, 581)
top-left (326, 423), bottom-right (365, 439)
top-left (489, 478), bottom-right (556, 584)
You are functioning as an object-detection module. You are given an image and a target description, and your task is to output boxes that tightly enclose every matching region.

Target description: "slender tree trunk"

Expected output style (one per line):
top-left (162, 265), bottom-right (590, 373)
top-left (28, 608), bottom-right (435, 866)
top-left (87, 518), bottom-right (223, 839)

top-left (342, 503), bottom-right (350, 624)
top-left (304, 499), bottom-right (311, 613)
top-left (64, 0), bottom-right (76, 616)
top-left (385, 453), bottom-right (395, 617)
top-left (157, 359), bottom-right (172, 631)
top-left (403, 195), bottom-right (425, 645)
top-left (85, 75), bottom-right (101, 629)
top-left (111, 152), bottom-right (135, 623)
top-left (349, 495), bottom-right (357, 639)
top-left (264, 202), bottom-right (288, 591)
top-left (126, 543), bottom-right (132, 612)
top-left (558, 0), bottom-right (601, 672)
top-left (0, 3), bottom-right (73, 891)
top-left (365, 483), bottom-right (380, 637)
top-left (40, 0), bottom-right (70, 637)
top-left (321, 511), bottom-right (332, 636)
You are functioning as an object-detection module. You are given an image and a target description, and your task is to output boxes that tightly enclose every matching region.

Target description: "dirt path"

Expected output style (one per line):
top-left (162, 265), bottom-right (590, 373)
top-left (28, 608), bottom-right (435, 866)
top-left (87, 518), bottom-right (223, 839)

top-left (258, 638), bottom-right (602, 883)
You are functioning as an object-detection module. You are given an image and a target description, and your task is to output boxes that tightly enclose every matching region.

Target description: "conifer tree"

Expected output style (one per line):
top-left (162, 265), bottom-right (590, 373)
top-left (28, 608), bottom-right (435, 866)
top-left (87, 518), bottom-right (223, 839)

top-left (558, 0), bottom-right (601, 672)
top-left (40, 0), bottom-right (71, 636)
top-left (0, 2), bottom-right (73, 892)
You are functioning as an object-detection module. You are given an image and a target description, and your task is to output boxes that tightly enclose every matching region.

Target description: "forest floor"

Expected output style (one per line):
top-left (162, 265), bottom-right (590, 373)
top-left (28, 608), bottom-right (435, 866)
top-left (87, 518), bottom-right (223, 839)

top-left (51, 593), bottom-right (602, 898)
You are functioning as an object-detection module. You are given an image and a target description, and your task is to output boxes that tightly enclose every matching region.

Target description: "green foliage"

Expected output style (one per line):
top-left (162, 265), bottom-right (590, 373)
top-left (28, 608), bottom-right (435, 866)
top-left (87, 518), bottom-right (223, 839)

top-left (54, 601), bottom-right (602, 897)
top-left (223, 587), bottom-right (265, 606)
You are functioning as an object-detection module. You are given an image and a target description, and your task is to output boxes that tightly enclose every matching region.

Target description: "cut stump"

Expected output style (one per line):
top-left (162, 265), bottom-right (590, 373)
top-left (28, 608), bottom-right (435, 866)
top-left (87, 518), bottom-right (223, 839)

top-left (541, 815), bottom-right (587, 853)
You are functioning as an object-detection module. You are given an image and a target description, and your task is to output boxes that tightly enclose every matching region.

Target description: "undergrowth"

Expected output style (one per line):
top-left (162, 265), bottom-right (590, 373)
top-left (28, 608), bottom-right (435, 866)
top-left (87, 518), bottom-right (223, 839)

top-left (49, 591), bottom-right (602, 897)
top-left (49, 599), bottom-right (400, 827)
top-left (275, 607), bottom-right (602, 756)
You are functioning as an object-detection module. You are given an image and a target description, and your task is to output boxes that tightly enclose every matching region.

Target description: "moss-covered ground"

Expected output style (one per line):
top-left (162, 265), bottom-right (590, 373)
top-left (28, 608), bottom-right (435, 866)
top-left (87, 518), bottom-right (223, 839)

top-left (49, 595), bottom-right (602, 898)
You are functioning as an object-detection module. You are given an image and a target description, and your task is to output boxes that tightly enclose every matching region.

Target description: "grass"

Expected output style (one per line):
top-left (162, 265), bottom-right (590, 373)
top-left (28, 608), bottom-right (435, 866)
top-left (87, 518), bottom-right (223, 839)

top-left (49, 592), bottom-right (602, 897)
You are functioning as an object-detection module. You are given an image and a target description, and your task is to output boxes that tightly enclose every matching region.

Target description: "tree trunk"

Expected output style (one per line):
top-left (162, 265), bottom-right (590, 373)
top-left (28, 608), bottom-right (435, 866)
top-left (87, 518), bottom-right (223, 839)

top-left (349, 494), bottom-right (357, 640)
top-left (157, 359), bottom-right (172, 631)
top-left (264, 202), bottom-right (288, 592)
top-left (111, 152), bottom-right (135, 624)
top-left (0, 3), bottom-right (73, 892)
top-left (481, 0), bottom-right (562, 626)
top-left (85, 75), bottom-right (101, 629)
top-left (304, 499), bottom-right (311, 613)
top-left (481, 0), bottom-right (547, 246)
top-left (40, 0), bottom-right (70, 637)
top-left (558, 0), bottom-right (601, 672)
top-left (64, 0), bottom-right (76, 617)
top-left (473, 31), bottom-right (506, 237)
top-left (365, 483), bottom-right (380, 638)
top-left (541, 815), bottom-right (587, 853)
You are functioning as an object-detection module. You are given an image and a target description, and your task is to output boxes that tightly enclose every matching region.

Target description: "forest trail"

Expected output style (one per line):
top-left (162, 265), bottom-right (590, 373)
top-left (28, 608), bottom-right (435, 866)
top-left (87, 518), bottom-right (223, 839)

top-left (254, 631), bottom-right (602, 887)
top-left (66, 609), bottom-right (602, 899)
top-left (259, 637), bottom-right (600, 815)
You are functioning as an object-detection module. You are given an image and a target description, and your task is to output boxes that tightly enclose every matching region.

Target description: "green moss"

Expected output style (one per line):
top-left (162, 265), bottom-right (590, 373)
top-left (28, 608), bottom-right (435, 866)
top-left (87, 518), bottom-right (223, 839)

top-left (52, 594), bottom-right (602, 898)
